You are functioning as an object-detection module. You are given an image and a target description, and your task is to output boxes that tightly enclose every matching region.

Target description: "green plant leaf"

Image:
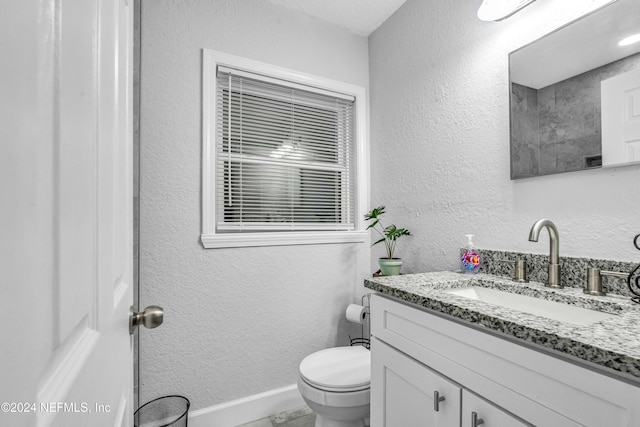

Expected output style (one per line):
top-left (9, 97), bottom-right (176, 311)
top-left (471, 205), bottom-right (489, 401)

top-left (372, 237), bottom-right (386, 246)
top-left (364, 206), bottom-right (385, 220)
top-left (384, 225), bottom-right (411, 240)
top-left (366, 219), bottom-right (379, 230)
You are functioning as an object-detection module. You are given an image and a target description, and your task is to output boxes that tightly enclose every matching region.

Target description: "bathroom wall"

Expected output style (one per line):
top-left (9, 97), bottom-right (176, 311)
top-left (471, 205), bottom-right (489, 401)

top-left (139, 0), bottom-right (370, 411)
top-left (369, 0), bottom-right (640, 272)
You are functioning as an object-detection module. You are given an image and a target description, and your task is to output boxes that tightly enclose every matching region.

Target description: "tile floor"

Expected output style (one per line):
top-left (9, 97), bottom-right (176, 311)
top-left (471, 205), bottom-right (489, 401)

top-left (236, 406), bottom-right (315, 427)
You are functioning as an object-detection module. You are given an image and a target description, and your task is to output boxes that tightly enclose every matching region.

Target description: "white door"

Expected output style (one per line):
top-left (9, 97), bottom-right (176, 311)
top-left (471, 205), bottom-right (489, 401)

top-left (601, 67), bottom-right (640, 167)
top-left (370, 337), bottom-right (462, 427)
top-left (1, 1), bottom-right (135, 426)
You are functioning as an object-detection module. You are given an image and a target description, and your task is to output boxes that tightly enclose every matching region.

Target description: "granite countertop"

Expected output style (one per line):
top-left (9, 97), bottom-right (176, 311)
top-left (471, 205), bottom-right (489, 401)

top-left (365, 271), bottom-right (640, 381)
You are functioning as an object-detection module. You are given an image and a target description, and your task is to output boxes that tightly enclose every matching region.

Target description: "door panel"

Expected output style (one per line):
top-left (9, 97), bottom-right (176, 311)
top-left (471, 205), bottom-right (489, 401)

top-left (1, 0), bottom-right (134, 426)
top-left (43, 0), bottom-right (134, 425)
top-left (602, 67), bottom-right (640, 166)
top-left (371, 337), bottom-right (461, 427)
top-left (57, 0), bottom-right (98, 344)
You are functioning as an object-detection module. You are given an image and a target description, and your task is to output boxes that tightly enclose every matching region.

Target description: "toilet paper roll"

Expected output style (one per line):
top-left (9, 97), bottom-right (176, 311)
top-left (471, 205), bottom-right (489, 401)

top-left (346, 304), bottom-right (367, 325)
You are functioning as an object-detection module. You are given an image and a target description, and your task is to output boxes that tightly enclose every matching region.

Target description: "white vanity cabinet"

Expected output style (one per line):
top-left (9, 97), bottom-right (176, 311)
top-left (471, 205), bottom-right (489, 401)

top-left (370, 294), bottom-right (640, 427)
top-left (372, 337), bottom-right (530, 426)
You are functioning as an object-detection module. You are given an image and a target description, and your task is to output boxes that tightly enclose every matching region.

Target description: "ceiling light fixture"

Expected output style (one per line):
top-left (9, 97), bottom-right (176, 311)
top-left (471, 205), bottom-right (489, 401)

top-left (619, 33), bottom-right (640, 46)
top-left (477, 0), bottom-right (536, 21)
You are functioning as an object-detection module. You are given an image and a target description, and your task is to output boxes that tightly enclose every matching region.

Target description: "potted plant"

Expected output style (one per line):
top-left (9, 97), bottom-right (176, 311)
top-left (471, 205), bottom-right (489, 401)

top-left (365, 206), bottom-right (411, 276)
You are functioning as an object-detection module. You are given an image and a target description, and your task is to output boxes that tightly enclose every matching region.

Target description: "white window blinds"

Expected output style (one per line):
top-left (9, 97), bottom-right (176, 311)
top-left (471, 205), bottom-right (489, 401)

top-left (214, 67), bottom-right (357, 233)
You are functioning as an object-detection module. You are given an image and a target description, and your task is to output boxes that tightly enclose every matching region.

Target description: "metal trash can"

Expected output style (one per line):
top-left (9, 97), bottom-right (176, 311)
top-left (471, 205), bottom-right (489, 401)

top-left (134, 395), bottom-right (190, 427)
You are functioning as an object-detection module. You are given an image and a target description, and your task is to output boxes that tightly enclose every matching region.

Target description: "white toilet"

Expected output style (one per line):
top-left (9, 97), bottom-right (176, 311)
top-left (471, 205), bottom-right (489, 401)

top-left (297, 346), bottom-right (370, 427)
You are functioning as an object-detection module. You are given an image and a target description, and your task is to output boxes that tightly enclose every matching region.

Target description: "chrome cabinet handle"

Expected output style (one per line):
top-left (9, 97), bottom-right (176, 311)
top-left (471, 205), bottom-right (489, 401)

top-left (433, 391), bottom-right (445, 412)
top-left (129, 305), bottom-right (164, 334)
top-left (471, 411), bottom-right (485, 426)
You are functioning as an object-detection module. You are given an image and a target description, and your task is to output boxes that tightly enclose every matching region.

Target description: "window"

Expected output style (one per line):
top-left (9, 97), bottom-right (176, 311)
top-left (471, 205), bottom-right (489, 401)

top-left (202, 50), bottom-right (368, 248)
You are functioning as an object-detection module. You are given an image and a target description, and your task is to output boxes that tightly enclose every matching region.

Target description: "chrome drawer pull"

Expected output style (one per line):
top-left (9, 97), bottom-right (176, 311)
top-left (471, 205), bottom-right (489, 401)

top-left (433, 391), bottom-right (445, 412)
top-left (471, 411), bottom-right (485, 426)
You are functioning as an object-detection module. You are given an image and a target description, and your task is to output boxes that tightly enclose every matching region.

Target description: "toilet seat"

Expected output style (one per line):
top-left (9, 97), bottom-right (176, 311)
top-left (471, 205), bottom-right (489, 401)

top-left (299, 346), bottom-right (370, 392)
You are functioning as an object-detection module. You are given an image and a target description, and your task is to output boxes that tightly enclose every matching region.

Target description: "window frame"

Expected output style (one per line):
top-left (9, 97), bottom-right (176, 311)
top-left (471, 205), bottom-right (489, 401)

top-left (201, 49), bottom-right (368, 249)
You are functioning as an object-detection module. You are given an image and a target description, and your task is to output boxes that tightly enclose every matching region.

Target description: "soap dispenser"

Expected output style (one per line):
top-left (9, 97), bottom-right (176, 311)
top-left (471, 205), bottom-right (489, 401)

top-left (461, 234), bottom-right (480, 274)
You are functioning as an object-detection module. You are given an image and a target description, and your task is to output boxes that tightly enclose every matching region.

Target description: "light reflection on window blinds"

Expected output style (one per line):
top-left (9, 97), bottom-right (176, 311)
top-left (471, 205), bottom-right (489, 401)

top-left (215, 68), bottom-right (356, 232)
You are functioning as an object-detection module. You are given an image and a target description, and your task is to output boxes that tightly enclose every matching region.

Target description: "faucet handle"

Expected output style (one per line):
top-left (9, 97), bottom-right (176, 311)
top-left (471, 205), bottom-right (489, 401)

top-left (499, 259), bottom-right (529, 283)
top-left (585, 268), bottom-right (630, 296)
top-left (586, 268), bottom-right (605, 296)
top-left (513, 260), bottom-right (529, 283)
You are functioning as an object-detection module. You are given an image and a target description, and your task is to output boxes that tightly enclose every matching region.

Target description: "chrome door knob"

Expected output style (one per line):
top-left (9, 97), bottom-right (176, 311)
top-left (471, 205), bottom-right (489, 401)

top-left (130, 305), bottom-right (164, 334)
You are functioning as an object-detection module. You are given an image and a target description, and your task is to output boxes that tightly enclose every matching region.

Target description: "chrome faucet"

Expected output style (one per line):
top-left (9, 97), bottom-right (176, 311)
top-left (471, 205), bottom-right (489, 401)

top-left (528, 219), bottom-right (562, 288)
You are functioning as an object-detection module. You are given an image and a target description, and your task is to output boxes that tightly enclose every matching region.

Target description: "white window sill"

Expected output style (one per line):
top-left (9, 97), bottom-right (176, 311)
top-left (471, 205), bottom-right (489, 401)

top-left (201, 231), bottom-right (368, 249)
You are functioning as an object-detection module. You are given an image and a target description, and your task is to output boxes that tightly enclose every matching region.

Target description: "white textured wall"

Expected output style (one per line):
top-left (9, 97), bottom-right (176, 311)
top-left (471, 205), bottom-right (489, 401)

top-left (139, 0), bottom-right (370, 410)
top-left (369, 0), bottom-right (640, 273)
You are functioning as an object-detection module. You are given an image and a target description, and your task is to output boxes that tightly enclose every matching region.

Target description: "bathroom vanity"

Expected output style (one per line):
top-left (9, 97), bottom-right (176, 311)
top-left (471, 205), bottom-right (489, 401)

top-left (365, 272), bottom-right (640, 426)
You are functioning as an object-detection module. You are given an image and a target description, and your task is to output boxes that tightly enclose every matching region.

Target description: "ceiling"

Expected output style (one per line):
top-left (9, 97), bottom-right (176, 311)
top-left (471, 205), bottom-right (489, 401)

top-left (262, 0), bottom-right (409, 36)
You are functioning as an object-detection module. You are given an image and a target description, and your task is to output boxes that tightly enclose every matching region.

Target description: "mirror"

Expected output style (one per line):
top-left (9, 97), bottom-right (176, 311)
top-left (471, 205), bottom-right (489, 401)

top-left (509, 0), bottom-right (640, 179)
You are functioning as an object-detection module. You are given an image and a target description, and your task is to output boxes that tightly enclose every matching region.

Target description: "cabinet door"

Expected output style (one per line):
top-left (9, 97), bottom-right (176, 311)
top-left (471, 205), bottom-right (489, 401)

top-left (371, 337), bottom-right (461, 427)
top-left (462, 389), bottom-right (531, 427)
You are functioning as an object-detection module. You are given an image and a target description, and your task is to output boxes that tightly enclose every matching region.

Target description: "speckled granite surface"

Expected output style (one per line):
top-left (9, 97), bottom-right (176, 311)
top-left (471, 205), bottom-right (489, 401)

top-left (365, 271), bottom-right (640, 381)
top-left (475, 248), bottom-right (640, 297)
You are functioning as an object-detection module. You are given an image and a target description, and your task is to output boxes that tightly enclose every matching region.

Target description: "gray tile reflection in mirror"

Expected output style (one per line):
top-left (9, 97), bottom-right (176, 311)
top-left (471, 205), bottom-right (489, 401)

top-left (237, 406), bottom-right (315, 427)
top-left (510, 52), bottom-right (640, 179)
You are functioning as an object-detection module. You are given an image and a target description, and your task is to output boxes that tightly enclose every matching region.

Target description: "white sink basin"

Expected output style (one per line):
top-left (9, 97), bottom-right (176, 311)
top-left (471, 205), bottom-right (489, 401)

top-left (444, 286), bottom-right (616, 326)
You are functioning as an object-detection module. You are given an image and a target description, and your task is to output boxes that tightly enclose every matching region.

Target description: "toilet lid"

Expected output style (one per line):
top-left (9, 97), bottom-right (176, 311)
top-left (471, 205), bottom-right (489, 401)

top-left (299, 346), bottom-right (370, 391)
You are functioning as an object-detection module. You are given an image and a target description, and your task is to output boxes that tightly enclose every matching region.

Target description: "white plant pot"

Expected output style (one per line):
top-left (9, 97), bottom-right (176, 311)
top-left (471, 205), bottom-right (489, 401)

top-left (378, 258), bottom-right (403, 276)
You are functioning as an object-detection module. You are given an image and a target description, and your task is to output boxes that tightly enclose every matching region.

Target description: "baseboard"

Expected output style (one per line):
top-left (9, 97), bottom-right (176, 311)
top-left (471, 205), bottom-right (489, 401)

top-left (188, 383), bottom-right (305, 427)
